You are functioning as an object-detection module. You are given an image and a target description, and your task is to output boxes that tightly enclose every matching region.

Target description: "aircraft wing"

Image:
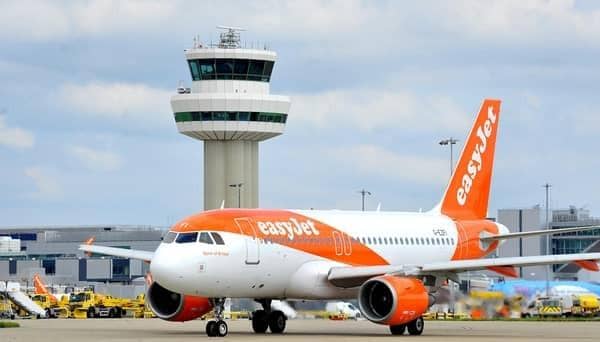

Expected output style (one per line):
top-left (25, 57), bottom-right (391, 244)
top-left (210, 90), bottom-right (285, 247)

top-left (79, 245), bottom-right (154, 262)
top-left (481, 225), bottom-right (600, 242)
top-left (328, 253), bottom-right (600, 288)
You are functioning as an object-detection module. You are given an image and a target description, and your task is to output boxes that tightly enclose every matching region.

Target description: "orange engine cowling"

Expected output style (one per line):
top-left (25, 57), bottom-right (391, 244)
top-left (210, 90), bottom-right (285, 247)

top-left (147, 282), bottom-right (212, 322)
top-left (358, 276), bottom-right (429, 326)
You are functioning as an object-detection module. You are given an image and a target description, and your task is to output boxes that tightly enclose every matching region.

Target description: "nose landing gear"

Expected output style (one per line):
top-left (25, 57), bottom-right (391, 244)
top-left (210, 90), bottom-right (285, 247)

top-left (206, 298), bottom-right (228, 337)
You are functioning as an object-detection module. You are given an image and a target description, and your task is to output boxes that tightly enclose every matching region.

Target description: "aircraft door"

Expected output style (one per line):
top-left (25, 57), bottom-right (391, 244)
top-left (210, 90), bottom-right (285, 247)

top-left (235, 218), bottom-right (260, 264)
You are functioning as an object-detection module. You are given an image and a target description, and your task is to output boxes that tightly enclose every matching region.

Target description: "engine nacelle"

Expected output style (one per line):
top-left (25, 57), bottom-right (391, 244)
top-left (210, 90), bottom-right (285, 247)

top-left (358, 276), bottom-right (429, 326)
top-left (147, 282), bottom-right (212, 322)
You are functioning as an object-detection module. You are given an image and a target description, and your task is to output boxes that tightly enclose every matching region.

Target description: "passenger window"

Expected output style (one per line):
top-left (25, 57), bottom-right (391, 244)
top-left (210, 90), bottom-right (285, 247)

top-left (211, 232), bottom-right (225, 245)
top-left (426, 238), bottom-right (430, 245)
top-left (176, 232), bottom-right (198, 243)
top-left (198, 232), bottom-right (214, 244)
top-left (394, 237), bottom-right (398, 244)
top-left (410, 237), bottom-right (414, 245)
top-left (163, 231), bottom-right (177, 244)
top-left (420, 237), bottom-right (425, 245)
top-left (384, 237), bottom-right (388, 245)
top-left (415, 238), bottom-right (420, 245)
top-left (378, 237), bottom-right (382, 245)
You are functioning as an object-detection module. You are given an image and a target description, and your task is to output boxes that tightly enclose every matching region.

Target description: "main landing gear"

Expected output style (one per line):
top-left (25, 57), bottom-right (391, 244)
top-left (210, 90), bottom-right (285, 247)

top-left (389, 316), bottom-right (424, 336)
top-left (251, 299), bottom-right (287, 334)
top-left (206, 298), bottom-right (228, 337)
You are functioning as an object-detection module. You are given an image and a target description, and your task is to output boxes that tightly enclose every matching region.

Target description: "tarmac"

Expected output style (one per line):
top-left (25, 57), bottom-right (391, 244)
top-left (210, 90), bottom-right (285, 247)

top-left (3, 318), bottom-right (600, 342)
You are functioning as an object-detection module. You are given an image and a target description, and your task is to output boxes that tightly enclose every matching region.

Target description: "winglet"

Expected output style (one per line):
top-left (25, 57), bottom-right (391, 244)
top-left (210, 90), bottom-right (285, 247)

top-left (84, 236), bottom-right (96, 257)
top-left (220, 200), bottom-right (225, 210)
top-left (440, 99), bottom-right (501, 220)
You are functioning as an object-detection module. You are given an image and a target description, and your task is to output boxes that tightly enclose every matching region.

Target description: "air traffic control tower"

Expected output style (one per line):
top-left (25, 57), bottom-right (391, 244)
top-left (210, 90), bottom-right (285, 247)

top-left (170, 27), bottom-right (291, 210)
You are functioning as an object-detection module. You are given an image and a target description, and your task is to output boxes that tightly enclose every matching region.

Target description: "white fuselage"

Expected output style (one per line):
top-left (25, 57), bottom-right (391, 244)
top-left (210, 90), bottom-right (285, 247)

top-left (150, 210), bottom-right (505, 300)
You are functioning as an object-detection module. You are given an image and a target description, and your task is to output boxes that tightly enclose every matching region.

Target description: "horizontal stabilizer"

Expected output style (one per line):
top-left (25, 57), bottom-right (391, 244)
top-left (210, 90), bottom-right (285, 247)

top-left (481, 225), bottom-right (600, 241)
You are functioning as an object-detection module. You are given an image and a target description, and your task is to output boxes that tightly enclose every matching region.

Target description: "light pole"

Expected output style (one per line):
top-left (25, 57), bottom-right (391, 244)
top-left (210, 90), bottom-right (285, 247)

top-left (543, 182), bottom-right (552, 295)
top-left (357, 189), bottom-right (371, 211)
top-left (229, 183), bottom-right (243, 208)
top-left (439, 138), bottom-right (459, 177)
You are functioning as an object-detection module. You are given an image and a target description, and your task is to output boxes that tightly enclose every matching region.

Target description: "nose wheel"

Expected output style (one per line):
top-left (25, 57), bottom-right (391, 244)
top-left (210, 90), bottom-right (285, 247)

top-left (206, 298), bottom-right (228, 337)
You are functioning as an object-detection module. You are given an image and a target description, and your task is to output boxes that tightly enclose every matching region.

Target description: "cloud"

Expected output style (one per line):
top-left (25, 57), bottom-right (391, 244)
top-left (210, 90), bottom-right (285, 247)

top-left (68, 145), bottom-right (123, 172)
top-left (58, 82), bottom-right (172, 125)
top-left (330, 144), bottom-right (447, 185)
top-left (24, 167), bottom-right (62, 199)
top-left (0, 0), bottom-right (176, 41)
top-left (291, 89), bottom-right (470, 133)
top-left (0, 116), bottom-right (35, 149)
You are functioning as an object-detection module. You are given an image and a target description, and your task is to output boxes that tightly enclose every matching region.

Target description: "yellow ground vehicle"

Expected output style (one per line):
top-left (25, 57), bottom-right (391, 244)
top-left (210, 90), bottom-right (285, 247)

top-left (571, 294), bottom-right (599, 317)
top-left (30, 294), bottom-right (70, 318)
top-left (69, 291), bottom-right (128, 319)
top-left (0, 293), bottom-right (16, 320)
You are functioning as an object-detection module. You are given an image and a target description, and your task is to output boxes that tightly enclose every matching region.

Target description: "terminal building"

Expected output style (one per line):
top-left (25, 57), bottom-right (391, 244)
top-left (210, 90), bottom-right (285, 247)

top-left (0, 225), bottom-right (162, 286)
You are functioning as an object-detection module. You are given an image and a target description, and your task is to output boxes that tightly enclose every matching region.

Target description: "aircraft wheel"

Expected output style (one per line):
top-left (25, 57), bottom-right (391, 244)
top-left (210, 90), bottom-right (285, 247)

top-left (390, 324), bottom-right (406, 335)
top-left (87, 307), bottom-right (95, 318)
top-left (206, 320), bottom-right (218, 337)
top-left (216, 320), bottom-right (228, 337)
top-left (407, 316), bottom-right (424, 336)
top-left (268, 310), bottom-right (286, 334)
top-left (251, 310), bottom-right (268, 333)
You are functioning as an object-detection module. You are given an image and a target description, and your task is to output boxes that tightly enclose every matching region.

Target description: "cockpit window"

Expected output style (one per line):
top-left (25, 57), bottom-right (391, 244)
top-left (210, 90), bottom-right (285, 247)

top-left (211, 232), bottom-right (225, 245)
top-left (198, 232), bottom-right (214, 244)
top-left (176, 232), bottom-right (198, 244)
top-left (163, 231), bottom-right (177, 244)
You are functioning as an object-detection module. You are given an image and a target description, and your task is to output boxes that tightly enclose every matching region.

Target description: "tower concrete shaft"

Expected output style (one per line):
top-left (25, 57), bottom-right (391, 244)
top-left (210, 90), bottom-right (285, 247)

top-left (171, 28), bottom-right (290, 210)
top-left (204, 140), bottom-right (258, 209)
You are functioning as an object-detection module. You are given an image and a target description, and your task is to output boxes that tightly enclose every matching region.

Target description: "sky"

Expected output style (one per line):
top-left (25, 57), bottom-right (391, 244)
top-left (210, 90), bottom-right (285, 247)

top-left (1, 0), bottom-right (600, 226)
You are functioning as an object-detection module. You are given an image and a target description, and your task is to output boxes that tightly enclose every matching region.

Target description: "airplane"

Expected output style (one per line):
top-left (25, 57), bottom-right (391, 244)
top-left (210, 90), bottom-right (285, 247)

top-left (490, 279), bottom-right (600, 299)
top-left (81, 98), bottom-right (600, 337)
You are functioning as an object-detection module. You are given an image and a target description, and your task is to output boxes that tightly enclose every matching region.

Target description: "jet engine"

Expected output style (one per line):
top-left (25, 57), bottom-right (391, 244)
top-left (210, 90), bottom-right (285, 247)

top-left (358, 276), bottom-right (429, 326)
top-left (147, 282), bottom-right (212, 321)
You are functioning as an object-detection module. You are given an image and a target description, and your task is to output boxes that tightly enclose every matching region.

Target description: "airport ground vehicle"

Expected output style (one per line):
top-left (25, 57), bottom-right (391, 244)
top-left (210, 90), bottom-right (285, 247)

top-left (30, 293), bottom-right (70, 318)
top-left (82, 99), bottom-right (600, 337)
top-left (325, 302), bottom-right (361, 320)
top-left (571, 294), bottom-right (599, 316)
top-left (69, 291), bottom-right (128, 319)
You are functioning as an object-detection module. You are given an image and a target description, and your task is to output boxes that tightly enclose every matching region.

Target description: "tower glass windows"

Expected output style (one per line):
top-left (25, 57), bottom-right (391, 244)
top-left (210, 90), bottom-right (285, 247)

top-left (187, 58), bottom-right (274, 82)
top-left (175, 111), bottom-right (287, 124)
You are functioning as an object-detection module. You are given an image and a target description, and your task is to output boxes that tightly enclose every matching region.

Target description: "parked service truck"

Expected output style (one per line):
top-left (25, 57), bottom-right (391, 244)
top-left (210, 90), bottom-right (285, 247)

top-left (325, 301), bottom-right (362, 320)
top-left (69, 291), bottom-right (128, 319)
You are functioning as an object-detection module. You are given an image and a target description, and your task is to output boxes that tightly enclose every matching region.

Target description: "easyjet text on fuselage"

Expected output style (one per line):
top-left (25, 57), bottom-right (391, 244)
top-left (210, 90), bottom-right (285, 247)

top-left (256, 218), bottom-right (320, 240)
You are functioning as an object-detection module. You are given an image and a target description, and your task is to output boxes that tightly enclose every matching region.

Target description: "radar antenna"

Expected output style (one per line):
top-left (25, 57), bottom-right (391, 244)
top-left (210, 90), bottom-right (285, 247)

top-left (216, 26), bottom-right (246, 48)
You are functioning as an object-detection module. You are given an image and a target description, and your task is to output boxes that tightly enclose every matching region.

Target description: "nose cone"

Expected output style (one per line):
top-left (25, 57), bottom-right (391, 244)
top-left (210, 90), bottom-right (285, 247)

top-left (150, 244), bottom-right (186, 293)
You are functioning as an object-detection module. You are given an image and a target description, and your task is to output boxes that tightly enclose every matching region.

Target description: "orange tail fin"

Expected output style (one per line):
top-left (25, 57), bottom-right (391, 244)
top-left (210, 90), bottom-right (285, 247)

top-left (439, 99), bottom-right (501, 220)
top-left (33, 274), bottom-right (49, 295)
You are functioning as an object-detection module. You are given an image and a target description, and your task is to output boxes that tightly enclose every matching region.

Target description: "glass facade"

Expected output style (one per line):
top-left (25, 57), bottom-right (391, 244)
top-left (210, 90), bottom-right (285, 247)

top-left (174, 111), bottom-right (287, 124)
top-left (188, 58), bottom-right (274, 82)
top-left (112, 259), bottom-right (130, 278)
